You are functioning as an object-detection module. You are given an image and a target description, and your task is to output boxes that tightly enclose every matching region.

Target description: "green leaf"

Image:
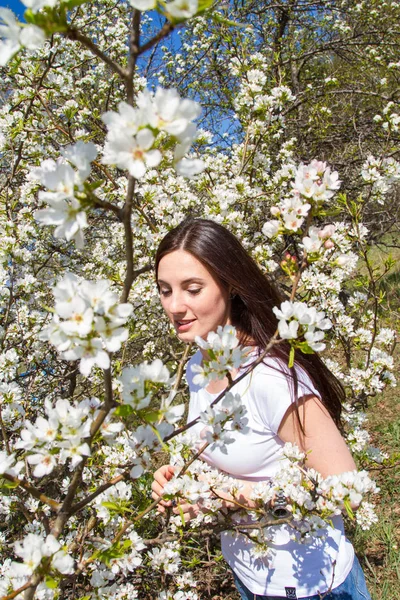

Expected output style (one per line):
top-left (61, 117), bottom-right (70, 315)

top-left (24, 9), bottom-right (36, 23)
top-left (343, 498), bottom-right (355, 520)
top-left (0, 478), bottom-right (20, 490)
top-left (142, 410), bottom-right (162, 424)
top-left (86, 180), bottom-right (104, 192)
top-left (114, 404), bottom-right (134, 417)
top-left (177, 503), bottom-right (186, 527)
top-left (197, 0), bottom-right (214, 12)
top-left (101, 501), bottom-right (120, 511)
top-left (207, 349), bottom-right (217, 361)
top-left (297, 341), bottom-right (315, 355)
top-left (45, 576), bottom-right (58, 590)
top-left (288, 346), bottom-right (295, 368)
top-left (210, 11), bottom-right (248, 28)
top-left (64, 0), bottom-right (89, 8)
top-left (97, 540), bottom-right (132, 566)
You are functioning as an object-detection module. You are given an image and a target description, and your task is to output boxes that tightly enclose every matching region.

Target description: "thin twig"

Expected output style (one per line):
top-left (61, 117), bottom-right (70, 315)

top-left (0, 580), bottom-right (34, 600)
top-left (120, 177), bottom-right (136, 304)
top-left (65, 29), bottom-right (128, 80)
top-left (70, 473), bottom-right (126, 515)
top-left (1, 473), bottom-right (61, 511)
top-left (138, 21), bottom-right (175, 56)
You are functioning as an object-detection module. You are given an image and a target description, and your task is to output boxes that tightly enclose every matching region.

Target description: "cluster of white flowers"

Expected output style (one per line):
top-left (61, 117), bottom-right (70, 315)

top-left (0, 381), bottom-right (21, 426)
top-left (129, 0), bottom-right (199, 22)
top-left (14, 397), bottom-right (96, 476)
top-left (293, 160), bottom-right (341, 202)
top-left (119, 358), bottom-right (171, 409)
top-left (317, 470), bottom-right (379, 515)
top-left (0, 8), bottom-right (45, 67)
top-left (245, 444), bottom-right (379, 547)
top-left (191, 325), bottom-right (252, 387)
top-left (159, 591), bottom-right (198, 600)
top-left (344, 348), bottom-right (396, 397)
top-left (231, 54), bottom-right (295, 126)
top-left (40, 273), bottom-right (133, 376)
top-left (272, 300), bottom-right (332, 350)
top-left (198, 392), bottom-right (249, 453)
top-left (162, 473), bottom-right (210, 505)
top-left (7, 533), bottom-right (73, 591)
top-left (263, 160), bottom-right (341, 238)
top-left (373, 101), bottom-right (400, 133)
top-left (236, 79), bottom-right (295, 116)
top-left (102, 88), bottom-right (204, 179)
top-left (94, 480), bottom-right (133, 523)
top-left (148, 542), bottom-right (182, 575)
top-left (104, 406), bottom-right (185, 481)
top-left (361, 154), bottom-right (400, 204)
top-left (355, 501), bottom-right (380, 530)
top-left (32, 141), bottom-right (98, 248)
top-left (157, 443), bottom-right (380, 561)
top-left (301, 223), bottom-right (336, 254)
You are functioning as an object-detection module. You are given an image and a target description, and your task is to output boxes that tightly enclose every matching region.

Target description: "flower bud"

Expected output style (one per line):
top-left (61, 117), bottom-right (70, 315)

top-left (318, 224), bottom-right (336, 239)
top-left (324, 240), bottom-right (334, 249)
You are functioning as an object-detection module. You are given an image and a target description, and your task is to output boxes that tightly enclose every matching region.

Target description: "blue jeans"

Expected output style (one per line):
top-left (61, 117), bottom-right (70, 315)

top-left (232, 555), bottom-right (372, 600)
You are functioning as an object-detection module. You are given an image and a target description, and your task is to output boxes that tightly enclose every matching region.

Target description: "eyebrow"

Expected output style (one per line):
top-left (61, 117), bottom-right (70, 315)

top-left (157, 278), bottom-right (205, 286)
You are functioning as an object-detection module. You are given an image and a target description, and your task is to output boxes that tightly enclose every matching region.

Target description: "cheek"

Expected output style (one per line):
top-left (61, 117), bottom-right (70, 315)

top-left (202, 291), bottom-right (229, 320)
top-left (159, 297), bottom-right (170, 316)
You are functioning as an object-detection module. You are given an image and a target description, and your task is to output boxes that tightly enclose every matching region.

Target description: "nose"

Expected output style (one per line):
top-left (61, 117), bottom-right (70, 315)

top-left (168, 291), bottom-right (186, 315)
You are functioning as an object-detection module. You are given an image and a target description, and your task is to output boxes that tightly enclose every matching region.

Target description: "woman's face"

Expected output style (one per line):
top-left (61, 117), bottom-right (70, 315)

top-left (157, 249), bottom-right (231, 343)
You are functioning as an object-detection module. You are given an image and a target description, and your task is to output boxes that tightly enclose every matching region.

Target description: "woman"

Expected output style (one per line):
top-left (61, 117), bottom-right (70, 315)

top-left (152, 217), bottom-right (372, 600)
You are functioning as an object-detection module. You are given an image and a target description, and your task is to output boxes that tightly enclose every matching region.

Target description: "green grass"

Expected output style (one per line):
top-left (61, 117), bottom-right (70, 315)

top-left (350, 239), bottom-right (400, 599)
top-left (354, 368), bottom-right (400, 600)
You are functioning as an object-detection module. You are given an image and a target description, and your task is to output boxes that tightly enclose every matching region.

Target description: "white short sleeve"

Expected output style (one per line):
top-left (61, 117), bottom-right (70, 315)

top-left (248, 359), bottom-right (321, 434)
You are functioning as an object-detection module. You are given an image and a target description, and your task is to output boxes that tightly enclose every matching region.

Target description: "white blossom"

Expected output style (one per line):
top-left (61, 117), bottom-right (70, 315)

top-left (0, 8), bottom-right (45, 66)
top-left (40, 274), bottom-right (132, 376)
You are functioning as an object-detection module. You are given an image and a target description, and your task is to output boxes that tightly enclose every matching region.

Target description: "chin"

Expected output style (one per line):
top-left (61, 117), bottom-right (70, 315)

top-left (177, 331), bottom-right (197, 343)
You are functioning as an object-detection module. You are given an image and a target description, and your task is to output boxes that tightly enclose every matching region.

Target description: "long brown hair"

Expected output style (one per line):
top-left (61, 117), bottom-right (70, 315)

top-left (155, 217), bottom-right (344, 428)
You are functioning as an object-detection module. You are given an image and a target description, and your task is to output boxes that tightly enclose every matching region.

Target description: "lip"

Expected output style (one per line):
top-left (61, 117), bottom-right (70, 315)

top-left (175, 319), bottom-right (196, 332)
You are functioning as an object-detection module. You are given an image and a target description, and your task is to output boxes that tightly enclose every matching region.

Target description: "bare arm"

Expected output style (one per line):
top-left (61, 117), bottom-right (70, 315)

top-left (278, 395), bottom-right (356, 477)
top-left (152, 396), bottom-right (357, 522)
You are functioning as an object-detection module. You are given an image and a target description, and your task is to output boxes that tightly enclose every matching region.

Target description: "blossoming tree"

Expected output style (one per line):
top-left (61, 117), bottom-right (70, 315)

top-left (0, 0), bottom-right (399, 598)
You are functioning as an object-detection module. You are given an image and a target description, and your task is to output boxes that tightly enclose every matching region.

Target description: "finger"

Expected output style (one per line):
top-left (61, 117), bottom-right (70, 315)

top-left (165, 465), bottom-right (175, 480)
top-left (172, 502), bottom-right (192, 514)
top-left (151, 481), bottom-right (165, 496)
top-left (173, 504), bottom-right (198, 522)
top-left (151, 489), bottom-right (169, 503)
top-left (154, 465), bottom-right (175, 485)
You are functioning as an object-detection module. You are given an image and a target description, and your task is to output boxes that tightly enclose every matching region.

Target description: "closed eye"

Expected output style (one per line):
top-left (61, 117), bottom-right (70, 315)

top-left (188, 288), bottom-right (201, 295)
top-left (160, 289), bottom-right (171, 297)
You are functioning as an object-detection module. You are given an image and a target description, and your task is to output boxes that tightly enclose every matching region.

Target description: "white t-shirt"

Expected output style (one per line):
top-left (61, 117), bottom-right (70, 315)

top-left (186, 350), bottom-right (354, 597)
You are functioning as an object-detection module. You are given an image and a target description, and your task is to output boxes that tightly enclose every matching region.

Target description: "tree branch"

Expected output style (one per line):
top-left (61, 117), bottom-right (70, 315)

top-left (1, 473), bottom-right (61, 511)
top-left (65, 29), bottom-right (128, 81)
top-left (137, 22), bottom-right (175, 57)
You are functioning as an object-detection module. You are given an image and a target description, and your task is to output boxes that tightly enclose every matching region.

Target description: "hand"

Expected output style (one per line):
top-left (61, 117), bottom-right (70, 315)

top-left (151, 464), bottom-right (175, 513)
top-left (151, 465), bottom-right (201, 522)
top-left (171, 501), bottom-right (201, 523)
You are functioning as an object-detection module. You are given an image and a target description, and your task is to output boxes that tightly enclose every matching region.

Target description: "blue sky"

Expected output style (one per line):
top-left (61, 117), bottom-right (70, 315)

top-left (1, 0), bottom-right (25, 19)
